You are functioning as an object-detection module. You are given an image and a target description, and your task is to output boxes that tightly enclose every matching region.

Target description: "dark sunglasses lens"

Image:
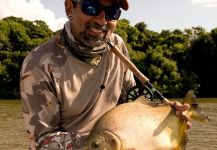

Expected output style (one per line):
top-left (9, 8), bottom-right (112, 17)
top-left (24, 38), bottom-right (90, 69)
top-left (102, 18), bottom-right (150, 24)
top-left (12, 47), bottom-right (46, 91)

top-left (105, 6), bottom-right (121, 20)
top-left (81, 0), bottom-right (121, 20)
top-left (82, 1), bottom-right (101, 16)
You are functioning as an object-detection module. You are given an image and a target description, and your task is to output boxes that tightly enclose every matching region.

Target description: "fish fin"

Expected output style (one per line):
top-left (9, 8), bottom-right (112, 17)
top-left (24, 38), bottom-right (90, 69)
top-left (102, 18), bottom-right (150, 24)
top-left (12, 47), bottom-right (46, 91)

top-left (182, 90), bottom-right (196, 105)
top-left (188, 109), bottom-right (209, 122)
top-left (183, 90), bottom-right (209, 122)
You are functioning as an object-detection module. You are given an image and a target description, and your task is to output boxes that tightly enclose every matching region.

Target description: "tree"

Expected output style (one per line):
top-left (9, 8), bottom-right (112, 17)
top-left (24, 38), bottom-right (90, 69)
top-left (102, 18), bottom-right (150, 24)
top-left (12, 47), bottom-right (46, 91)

top-left (0, 20), bottom-right (11, 51)
top-left (142, 46), bottom-right (182, 97)
top-left (1, 17), bottom-right (217, 98)
top-left (0, 17), bottom-right (54, 98)
top-left (189, 30), bottom-right (217, 97)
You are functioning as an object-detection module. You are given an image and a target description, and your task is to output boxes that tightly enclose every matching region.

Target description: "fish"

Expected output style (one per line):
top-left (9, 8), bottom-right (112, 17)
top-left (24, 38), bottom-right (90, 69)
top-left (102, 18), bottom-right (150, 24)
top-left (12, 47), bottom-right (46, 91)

top-left (82, 90), bottom-right (208, 150)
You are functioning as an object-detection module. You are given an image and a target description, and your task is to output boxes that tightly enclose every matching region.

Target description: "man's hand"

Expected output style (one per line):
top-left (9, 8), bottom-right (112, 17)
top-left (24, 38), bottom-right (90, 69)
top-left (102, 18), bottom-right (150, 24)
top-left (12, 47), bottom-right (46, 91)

top-left (164, 100), bottom-right (192, 129)
top-left (173, 101), bottom-right (192, 129)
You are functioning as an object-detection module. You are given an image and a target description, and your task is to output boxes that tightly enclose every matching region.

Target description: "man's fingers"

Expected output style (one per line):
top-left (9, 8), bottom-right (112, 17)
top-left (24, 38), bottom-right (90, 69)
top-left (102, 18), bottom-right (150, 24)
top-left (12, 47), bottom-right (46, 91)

top-left (176, 110), bottom-right (192, 129)
top-left (167, 101), bottom-right (192, 129)
top-left (176, 110), bottom-right (190, 121)
top-left (173, 101), bottom-right (190, 112)
top-left (187, 121), bottom-right (192, 129)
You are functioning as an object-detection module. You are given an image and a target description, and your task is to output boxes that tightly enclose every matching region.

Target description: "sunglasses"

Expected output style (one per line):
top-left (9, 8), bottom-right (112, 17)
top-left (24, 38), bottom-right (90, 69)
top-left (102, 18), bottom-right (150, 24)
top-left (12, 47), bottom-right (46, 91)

top-left (74, 0), bottom-right (122, 21)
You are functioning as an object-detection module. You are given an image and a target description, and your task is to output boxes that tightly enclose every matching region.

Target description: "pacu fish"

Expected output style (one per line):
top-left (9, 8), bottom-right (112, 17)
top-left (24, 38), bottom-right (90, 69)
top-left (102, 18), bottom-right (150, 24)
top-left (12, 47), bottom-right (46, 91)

top-left (82, 90), bottom-right (208, 150)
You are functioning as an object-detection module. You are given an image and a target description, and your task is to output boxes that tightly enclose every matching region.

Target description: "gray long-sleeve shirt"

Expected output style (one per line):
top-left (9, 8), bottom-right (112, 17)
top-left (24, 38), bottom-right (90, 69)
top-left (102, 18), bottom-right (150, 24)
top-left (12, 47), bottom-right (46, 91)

top-left (20, 32), bottom-right (135, 149)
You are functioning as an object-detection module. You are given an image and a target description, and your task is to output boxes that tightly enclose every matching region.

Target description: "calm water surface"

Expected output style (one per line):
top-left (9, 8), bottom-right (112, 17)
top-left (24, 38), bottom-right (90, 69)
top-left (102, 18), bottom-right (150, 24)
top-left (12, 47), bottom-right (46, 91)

top-left (0, 99), bottom-right (216, 150)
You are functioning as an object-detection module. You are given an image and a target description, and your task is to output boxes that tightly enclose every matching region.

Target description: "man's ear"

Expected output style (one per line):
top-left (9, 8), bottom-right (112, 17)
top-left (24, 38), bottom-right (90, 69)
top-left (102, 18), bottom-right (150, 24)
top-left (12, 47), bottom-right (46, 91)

top-left (65, 0), bottom-right (74, 18)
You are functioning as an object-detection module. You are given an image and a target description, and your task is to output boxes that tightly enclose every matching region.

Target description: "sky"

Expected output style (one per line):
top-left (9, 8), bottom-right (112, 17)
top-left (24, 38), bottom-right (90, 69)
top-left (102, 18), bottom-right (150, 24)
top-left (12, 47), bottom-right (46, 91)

top-left (0, 0), bottom-right (217, 32)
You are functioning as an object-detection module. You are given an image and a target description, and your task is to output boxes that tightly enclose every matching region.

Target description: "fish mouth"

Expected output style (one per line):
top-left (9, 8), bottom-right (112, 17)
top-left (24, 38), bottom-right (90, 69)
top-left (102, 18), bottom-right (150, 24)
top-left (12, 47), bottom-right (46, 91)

top-left (83, 130), bottom-right (121, 150)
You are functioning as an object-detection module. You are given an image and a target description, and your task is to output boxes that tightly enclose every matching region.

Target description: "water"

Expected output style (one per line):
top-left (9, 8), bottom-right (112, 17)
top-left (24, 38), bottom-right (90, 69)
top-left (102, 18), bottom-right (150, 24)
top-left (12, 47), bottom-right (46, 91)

top-left (186, 102), bottom-right (217, 150)
top-left (0, 99), bottom-right (216, 150)
top-left (0, 100), bottom-right (28, 150)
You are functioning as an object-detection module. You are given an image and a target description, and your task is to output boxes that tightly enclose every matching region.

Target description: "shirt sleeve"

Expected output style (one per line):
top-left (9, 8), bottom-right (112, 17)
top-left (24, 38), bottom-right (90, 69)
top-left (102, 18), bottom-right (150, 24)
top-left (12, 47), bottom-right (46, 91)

top-left (20, 54), bottom-right (61, 148)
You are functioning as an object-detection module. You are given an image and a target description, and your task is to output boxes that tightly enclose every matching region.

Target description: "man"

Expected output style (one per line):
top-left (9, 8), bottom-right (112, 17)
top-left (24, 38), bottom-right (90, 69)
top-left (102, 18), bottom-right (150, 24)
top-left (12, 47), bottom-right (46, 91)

top-left (20, 0), bottom-right (191, 149)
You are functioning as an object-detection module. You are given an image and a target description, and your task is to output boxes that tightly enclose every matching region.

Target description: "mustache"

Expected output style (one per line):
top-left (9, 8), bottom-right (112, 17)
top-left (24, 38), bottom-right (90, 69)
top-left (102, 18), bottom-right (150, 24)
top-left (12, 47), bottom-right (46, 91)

top-left (86, 22), bottom-right (110, 32)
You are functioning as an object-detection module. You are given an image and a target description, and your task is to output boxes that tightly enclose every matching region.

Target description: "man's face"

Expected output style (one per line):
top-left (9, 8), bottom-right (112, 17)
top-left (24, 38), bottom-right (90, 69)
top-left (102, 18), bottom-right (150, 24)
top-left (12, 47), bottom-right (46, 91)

top-left (66, 0), bottom-right (118, 48)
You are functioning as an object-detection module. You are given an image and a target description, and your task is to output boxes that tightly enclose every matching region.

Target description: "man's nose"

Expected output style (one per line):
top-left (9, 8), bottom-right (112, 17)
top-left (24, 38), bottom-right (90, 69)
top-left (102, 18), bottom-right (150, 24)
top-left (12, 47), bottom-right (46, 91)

top-left (95, 10), bottom-right (108, 25)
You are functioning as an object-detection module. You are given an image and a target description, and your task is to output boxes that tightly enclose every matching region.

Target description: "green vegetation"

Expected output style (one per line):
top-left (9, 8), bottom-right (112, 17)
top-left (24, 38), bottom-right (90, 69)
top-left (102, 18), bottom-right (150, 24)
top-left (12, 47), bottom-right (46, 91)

top-left (1, 16), bottom-right (217, 98)
top-left (0, 17), bottom-right (53, 98)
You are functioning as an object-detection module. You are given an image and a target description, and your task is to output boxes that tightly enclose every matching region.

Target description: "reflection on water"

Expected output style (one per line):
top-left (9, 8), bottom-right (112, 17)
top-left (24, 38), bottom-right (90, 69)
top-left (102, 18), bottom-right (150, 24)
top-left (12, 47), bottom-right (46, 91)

top-left (186, 102), bottom-right (217, 150)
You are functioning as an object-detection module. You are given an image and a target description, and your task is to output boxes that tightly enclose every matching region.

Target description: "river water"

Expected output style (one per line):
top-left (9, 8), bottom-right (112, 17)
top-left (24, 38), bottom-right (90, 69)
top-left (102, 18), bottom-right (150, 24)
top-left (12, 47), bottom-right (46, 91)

top-left (186, 102), bottom-right (217, 150)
